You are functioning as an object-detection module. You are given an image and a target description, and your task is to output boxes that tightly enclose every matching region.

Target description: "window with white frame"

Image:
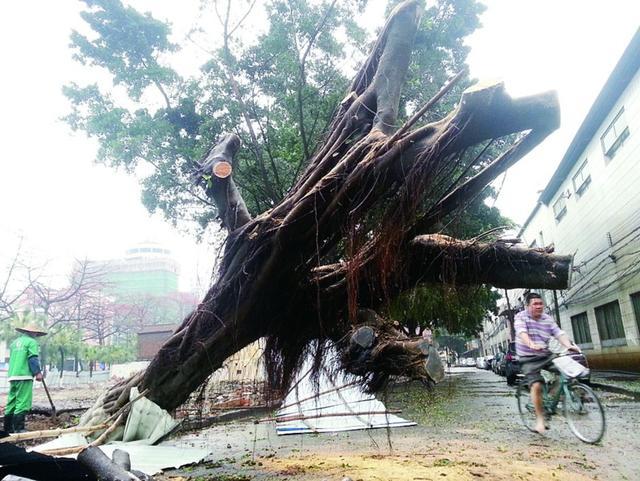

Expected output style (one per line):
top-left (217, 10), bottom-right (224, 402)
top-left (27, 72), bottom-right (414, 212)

top-left (594, 300), bottom-right (627, 347)
top-left (631, 291), bottom-right (640, 335)
top-left (553, 196), bottom-right (567, 221)
top-left (572, 160), bottom-right (591, 195)
top-left (601, 108), bottom-right (629, 158)
top-left (570, 312), bottom-right (592, 348)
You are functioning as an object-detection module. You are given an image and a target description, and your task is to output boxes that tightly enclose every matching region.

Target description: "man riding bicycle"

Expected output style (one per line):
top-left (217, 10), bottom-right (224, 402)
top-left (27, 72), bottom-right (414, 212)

top-left (515, 292), bottom-right (581, 434)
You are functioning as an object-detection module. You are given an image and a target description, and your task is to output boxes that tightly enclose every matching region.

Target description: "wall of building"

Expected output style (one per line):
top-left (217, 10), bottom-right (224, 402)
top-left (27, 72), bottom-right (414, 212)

top-left (519, 69), bottom-right (640, 371)
top-left (88, 242), bottom-right (196, 330)
top-left (106, 267), bottom-right (178, 297)
top-left (209, 339), bottom-right (266, 383)
top-left (138, 328), bottom-right (177, 360)
top-left (479, 309), bottom-right (512, 357)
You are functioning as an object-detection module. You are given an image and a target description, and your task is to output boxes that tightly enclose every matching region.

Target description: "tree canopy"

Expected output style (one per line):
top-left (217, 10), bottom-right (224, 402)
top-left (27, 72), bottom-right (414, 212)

top-left (64, 0), bottom-right (505, 336)
top-left (65, 0), bottom-right (485, 227)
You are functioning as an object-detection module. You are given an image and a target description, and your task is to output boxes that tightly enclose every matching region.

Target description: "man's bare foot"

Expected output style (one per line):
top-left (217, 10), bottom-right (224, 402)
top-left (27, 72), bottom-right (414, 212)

top-left (534, 421), bottom-right (547, 434)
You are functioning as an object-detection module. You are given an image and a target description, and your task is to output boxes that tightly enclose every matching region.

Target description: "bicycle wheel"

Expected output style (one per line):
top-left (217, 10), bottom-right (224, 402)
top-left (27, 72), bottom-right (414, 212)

top-left (564, 382), bottom-right (605, 444)
top-left (516, 382), bottom-right (537, 432)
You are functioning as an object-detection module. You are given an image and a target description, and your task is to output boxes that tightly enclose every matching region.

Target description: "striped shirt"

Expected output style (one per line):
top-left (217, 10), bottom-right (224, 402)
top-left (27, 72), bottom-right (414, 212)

top-left (514, 310), bottom-right (564, 357)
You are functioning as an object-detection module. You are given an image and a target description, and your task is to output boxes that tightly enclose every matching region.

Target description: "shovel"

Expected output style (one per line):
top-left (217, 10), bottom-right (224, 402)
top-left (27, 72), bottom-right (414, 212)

top-left (41, 378), bottom-right (57, 418)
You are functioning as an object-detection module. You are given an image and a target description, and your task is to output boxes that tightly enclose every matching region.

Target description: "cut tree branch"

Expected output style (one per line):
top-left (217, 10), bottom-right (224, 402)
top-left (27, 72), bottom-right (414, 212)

top-left (407, 234), bottom-right (573, 289)
top-left (194, 133), bottom-right (252, 232)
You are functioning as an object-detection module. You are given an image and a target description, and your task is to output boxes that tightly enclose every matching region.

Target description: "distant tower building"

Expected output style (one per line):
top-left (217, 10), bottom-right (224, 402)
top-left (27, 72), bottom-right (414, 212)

top-left (84, 242), bottom-right (198, 357)
top-left (101, 241), bottom-right (179, 297)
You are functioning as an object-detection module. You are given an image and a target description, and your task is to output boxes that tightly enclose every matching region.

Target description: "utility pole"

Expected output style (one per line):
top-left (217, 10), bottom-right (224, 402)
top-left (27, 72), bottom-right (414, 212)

top-left (552, 289), bottom-right (562, 327)
top-left (504, 289), bottom-right (515, 341)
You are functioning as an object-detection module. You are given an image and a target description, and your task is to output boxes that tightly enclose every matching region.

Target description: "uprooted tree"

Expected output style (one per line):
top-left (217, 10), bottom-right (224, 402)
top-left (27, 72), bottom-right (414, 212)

top-left (80, 1), bottom-right (571, 426)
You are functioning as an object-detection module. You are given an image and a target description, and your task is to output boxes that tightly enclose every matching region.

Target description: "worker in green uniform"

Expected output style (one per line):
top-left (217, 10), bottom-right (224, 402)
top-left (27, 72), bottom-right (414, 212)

top-left (3, 324), bottom-right (47, 433)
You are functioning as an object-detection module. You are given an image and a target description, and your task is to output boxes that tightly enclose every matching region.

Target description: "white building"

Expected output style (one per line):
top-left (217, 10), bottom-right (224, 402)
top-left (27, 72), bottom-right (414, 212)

top-left (517, 29), bottom-right (640, 371)
top-left (479, 311), bottom-right (511, 357)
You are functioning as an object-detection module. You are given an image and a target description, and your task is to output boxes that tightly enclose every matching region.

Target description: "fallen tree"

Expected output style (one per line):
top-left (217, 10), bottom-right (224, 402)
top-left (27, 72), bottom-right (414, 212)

top-left (80, 0), bottom-right (568, 426)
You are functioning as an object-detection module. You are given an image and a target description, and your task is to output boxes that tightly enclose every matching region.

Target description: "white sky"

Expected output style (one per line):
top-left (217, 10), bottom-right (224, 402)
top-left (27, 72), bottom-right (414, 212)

top-left (1, 0), bottom-right (639, 292)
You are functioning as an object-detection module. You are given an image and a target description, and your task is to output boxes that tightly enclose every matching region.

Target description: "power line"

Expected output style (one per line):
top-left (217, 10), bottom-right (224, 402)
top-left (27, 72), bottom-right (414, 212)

top-left (564, 256), bottom-right (640, 306)
top-left (572, 224), bottom-right (640, 270)
top-left (563, 230), bottom-right (640, 302)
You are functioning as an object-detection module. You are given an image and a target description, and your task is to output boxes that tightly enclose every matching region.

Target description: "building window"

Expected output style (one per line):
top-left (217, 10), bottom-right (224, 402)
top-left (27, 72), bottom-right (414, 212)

top-left (570, 312), bottom-right (592, 348)
top-left (631, 292), bottom-right (640, 335)
top-left (601, 108), bottom-right (629, 158)
top-left (553, 196), bottom-right (567, 221)
top-left (572, 160), bottom-right (591, 195)
top-left (594, 300), bottom-right (627, 347)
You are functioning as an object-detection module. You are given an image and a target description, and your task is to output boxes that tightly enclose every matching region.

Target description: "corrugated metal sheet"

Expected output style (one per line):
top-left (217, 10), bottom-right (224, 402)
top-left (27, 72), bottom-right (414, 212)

top-left (276, 350), bottom-right (415, 435)
top-left (32, 388), bottom-right (211, 475)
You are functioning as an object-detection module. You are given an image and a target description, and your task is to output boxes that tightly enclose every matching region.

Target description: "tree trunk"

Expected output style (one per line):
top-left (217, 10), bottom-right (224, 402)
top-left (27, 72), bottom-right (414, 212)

top-left (81, 0), bottom-right (568, 423)
top-left (59, 347), bottom-right (64, 378)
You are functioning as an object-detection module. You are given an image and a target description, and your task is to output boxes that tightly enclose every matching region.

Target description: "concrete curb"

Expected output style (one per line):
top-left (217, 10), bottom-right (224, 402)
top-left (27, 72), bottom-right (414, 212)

top-left (590, 382), bottom-right (640, 400)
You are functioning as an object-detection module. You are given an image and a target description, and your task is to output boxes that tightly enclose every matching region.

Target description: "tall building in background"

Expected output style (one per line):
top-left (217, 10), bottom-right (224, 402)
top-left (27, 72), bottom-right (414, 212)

top-left (101, 241), bottom-right (179, 297)
top-left (89, 241), bottom-right (197, 339)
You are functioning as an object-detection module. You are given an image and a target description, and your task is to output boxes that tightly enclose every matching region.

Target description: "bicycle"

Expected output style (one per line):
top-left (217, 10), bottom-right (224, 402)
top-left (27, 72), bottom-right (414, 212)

top-left (516, 354), bottom-right (605, 444)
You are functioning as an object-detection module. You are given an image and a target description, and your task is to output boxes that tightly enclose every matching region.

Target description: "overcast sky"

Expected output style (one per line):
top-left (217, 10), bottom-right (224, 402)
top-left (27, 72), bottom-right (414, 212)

top-left (1, 0), bottom-right (639, 292)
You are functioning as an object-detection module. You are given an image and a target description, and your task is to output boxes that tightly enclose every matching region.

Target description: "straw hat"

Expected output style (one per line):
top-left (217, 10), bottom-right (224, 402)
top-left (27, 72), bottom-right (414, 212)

top-left (15, 324), bottom-right (48, 337)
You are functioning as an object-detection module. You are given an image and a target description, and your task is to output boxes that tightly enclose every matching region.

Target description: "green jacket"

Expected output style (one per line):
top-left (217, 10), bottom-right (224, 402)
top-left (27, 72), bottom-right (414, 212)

top-left (8, 334), bottom-right (40, 381)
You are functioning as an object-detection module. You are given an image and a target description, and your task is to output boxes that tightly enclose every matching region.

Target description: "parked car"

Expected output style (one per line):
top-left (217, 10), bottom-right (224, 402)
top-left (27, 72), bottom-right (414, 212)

top-left (496, 352), bottom-right (510, 377)
top-left (484, 355), bottom-right (494, 370)
top-left (476, 357), bottom-right (487, 369)
top-left (492, 352), bottom-right (505, 375)
top-left (504, 342), bottom-right (520, 385)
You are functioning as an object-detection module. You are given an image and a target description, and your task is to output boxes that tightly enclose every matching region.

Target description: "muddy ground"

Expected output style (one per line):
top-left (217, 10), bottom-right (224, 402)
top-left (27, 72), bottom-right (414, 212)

top-left (157, 368), bottom-right (640, 481)
top-left (0, 383), bottom-right (105, 433)
top-left (4, 369), bottom-right (638, 480)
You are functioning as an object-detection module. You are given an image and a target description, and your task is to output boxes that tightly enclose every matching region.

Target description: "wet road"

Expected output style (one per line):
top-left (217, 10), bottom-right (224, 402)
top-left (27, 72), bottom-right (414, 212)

top-left (162, 367), bottom-right (640, 480)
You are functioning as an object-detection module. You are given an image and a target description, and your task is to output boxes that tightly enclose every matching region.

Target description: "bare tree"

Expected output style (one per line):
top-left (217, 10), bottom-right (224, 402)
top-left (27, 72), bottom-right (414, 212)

top-left (0, 237), bottom-right (31, 324)
top-left (17, 260), bottom-right (109, 369)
